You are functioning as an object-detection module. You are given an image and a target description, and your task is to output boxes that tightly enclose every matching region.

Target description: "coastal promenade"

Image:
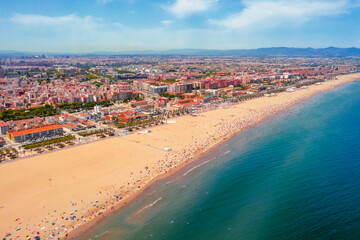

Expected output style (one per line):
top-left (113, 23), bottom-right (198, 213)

top-left (1, 73), bottom-right (359, 240)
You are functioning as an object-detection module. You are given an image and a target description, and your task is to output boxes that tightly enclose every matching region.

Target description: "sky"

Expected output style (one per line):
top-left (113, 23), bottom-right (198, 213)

top-left (1, 0), bottom-right (360, 52)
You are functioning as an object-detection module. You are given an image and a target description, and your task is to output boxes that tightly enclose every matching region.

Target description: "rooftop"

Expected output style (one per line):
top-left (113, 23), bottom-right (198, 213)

top-left (8, 124), bottom-right (63, 137)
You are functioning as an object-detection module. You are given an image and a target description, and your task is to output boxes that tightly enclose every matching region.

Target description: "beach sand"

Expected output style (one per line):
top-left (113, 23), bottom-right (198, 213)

top-left (1, 73), bottom-right (359, 240)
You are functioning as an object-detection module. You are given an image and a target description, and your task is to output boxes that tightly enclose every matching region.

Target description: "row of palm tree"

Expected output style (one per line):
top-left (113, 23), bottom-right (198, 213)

top-left (232, 93), bottom-right (265, 102)
top-left (295, 79), bottom-right (325, 88)
top-left (123, 116), bottom-right (166, 130)
top-left (0, 148), bottom-right (19, 161)
top-left (164, 108), bottom-right (190, 118)
top-left (113, 108), bottom-right (191, 131)
top-left (78, 129), bottom-right (111, 137)
top-left (23, 135), bottom-right (76, 150)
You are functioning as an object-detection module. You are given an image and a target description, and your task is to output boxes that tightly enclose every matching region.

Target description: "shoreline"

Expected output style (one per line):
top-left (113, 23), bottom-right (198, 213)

top-left (1, 73), bottom-right (359, 240)
top-left (68, 122), bottom-right (238, 240)
top-left (68, 73), bottom-right (360, 239)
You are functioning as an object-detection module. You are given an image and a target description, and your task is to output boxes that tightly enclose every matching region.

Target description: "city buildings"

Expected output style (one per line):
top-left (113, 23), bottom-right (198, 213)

top-left (0, 54), bottom-right (357, 147)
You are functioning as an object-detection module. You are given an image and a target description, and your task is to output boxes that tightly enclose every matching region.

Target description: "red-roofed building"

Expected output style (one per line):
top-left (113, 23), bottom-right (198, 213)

top-left (194, 96), bottom-right (207, 103)
top-left (120, 110), bottom-right (135, 118)
top-left (174, 99), bottom-right (197, 108)
top-left (131, 100), bottom-right (148, 107)
top-left (7, 124), bottom-right (64, 143)
top-left (106, 114), bottom-right (119, 122)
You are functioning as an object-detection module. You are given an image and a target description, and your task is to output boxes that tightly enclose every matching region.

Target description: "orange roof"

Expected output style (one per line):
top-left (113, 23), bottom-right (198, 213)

top-left (8, 124), bottom-right (63, 137)
top-left (63, 123), bottom-right (77, 128)
top-left (121, 110), bottom-right (134, 115)
top-left (177, 99), bottom-right (194, 104)
top-left (176, 101), bottom-right (196, 106)
top-left (0, 121), bottom-right (9, 127)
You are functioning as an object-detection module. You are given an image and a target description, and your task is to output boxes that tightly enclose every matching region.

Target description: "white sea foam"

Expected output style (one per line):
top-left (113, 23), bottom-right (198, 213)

top-left (136, 197), bottom-right (162, 214)
top-left (147, 190), bottom-right (157, 196)
top-left (183, 159), bottom-right (212, 176)
top-left (94, 229), bottom-right (110, 238)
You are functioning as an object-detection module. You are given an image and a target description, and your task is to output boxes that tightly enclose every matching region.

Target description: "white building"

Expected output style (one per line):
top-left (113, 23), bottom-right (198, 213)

top-left (149, 85), bottom-right (168, 93)
top-left (94, 105), bottom-right (102, 113)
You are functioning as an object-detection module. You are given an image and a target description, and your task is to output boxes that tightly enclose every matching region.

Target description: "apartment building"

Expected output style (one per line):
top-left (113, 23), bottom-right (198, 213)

top-left (7, 124), bottom-right (64, 143)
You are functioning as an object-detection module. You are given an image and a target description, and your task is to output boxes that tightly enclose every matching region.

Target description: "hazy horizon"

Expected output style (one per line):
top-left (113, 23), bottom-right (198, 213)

top-left (1, 46), bottom-right (360, 55)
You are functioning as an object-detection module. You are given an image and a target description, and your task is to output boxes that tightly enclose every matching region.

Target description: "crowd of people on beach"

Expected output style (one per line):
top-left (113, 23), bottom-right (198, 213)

top-left (3, 82), bottom-right (344, 240)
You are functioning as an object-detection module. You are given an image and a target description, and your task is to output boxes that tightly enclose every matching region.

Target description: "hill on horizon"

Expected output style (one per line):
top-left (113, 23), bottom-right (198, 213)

top-left (1, 47), bottom-right (360, 57)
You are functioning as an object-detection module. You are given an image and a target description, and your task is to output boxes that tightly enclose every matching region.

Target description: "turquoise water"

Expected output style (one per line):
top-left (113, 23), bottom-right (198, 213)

top-left (77, 80), bottom-right (360, 240)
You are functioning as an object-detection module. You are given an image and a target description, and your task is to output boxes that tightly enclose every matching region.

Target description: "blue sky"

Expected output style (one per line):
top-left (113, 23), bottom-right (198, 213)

top-left (1, 0), bottom-right (360, 52)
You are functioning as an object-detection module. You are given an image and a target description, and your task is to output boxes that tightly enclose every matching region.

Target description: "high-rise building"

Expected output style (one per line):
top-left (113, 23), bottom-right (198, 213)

top-left (0, 122), bottom-right (10, 135)
top-left (94, 105), bottom-right (102, 113)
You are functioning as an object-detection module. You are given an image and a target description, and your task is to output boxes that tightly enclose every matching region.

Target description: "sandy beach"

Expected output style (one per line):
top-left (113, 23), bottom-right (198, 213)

top-left (1, 73), bottom-right (359, 240)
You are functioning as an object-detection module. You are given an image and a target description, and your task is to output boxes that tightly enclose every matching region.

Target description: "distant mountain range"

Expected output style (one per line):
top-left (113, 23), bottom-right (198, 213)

top-left (1, 47), bottom-right (360, 57)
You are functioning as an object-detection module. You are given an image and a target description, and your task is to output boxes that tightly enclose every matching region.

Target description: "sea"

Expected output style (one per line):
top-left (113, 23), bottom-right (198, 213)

top-left (76, 80), bottom-right (360, 240)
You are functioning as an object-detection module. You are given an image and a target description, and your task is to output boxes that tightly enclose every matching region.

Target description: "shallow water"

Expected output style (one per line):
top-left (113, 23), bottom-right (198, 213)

top-left (76, 80), bottom-right (360, 240)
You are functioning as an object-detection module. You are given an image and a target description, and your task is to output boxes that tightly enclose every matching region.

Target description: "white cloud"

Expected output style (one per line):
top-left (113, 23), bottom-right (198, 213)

top-left (5, 1), bottom-right (358, 52)
top-left (161, 20), bottom-right (173, 25)
top-left (166, 0), bottom-right (218, 18)
top-left (9, 13), bottom-right (101, 30)
top-left (210, 0), bottom-right (351, 29)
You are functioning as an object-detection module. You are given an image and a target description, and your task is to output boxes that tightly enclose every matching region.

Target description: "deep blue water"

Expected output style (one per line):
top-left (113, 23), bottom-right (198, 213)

top-left (77, 80), bottom-right (360, 240)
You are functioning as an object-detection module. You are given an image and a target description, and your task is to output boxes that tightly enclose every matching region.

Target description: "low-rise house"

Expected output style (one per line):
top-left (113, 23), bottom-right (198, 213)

top-left (227, 91), bottom-right (246, 97)
top-left (105, 114), bottom-right (119, 122)
top-left (62, 122), bottom-right (79, 132)
top-left (173, 99), bottom-right (197, 108)
top-left (194, 96), bottom-right (207, 103)
top-left (131, 100), bottom-right (148, 108)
